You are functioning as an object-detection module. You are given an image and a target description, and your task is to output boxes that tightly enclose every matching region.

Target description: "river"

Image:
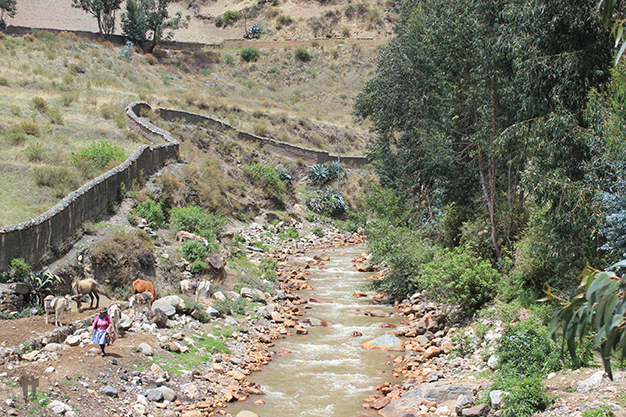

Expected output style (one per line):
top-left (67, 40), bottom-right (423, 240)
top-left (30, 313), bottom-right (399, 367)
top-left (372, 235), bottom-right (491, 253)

top-left (225, 244), bottom-right (404, 417)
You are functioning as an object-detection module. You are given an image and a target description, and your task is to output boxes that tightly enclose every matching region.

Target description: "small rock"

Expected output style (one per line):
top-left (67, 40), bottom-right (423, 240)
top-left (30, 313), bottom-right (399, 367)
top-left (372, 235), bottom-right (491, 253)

top-left (455, 394), bottom-right (474, 414)
top-left (44, 343), bottom-right (63, 352)
top-left (47, 400), bottom-right (69, 414)
top-left (462, 404), bottom-right (490, 417)
top-left (160, 386), bottom-right (176, 402)
top-left (44, 367), bottom-right (55, 373)
top-left (133, 403), bottom-right (147, 415)
top-left (65, 335), bottom-right (81, 346)
top-left (5, 398), bottom-right (15, 407)
top-left (235, 411), bottom-right (260, 417)
top-left (21, 350), bottom-right (40, 361)
top-left (138, 343), bottom-right (153, 356)
top-left (103, 385), bottom-right (118, 397)
top-left (147, 388), bottom-right (164, 402)
top-left (487, 354), bottom-right (498, 369)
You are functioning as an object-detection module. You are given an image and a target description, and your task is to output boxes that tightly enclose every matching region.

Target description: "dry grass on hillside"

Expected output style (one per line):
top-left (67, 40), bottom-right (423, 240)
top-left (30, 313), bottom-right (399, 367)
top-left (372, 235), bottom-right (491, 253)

top-left (0, 30), bottom-right (377, 226)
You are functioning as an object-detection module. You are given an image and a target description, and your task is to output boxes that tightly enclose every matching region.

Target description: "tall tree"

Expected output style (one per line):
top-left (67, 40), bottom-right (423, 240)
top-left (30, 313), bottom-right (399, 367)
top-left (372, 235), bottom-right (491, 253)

top-left (72, 0), bottom-right (123, 39)
top-left (355, 0), bottom-right (612, 286)
top-left (0, 0), bottom-right (17, 31)
top-left (121, 0), bottom-right (189, 52)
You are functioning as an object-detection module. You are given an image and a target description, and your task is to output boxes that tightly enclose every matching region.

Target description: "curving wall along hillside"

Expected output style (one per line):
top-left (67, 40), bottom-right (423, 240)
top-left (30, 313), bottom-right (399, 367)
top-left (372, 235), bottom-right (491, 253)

top-left (0, 102), bottom-right (179, 273)
top-left (0, 101), bottom-right (368, 273)
top-left (154, 107), bottom-right (369, 168)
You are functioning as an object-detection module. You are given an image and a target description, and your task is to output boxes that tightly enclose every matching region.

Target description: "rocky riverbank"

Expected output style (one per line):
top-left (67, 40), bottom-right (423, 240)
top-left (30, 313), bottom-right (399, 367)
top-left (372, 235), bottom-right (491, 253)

top-left (0, 231), bottom-right (370, 417)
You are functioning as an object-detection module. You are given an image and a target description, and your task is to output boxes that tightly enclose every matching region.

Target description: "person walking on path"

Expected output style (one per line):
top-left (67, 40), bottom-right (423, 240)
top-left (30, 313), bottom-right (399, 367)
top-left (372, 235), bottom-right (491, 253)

top-left (92, 307), bottom-right (111, 356)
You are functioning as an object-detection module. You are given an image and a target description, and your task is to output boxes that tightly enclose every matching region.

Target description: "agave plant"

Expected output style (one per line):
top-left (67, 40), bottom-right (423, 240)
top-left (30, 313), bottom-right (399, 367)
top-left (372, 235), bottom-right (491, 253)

top-left (308, 164), bottom-right (329, 185)
top-left (276, 167), bottom-right (293, 187)
top-left (22, 270), bottom-right (63, 306)
top-left (327, 161), bottom-right (347, 181)
top-left (306, 188), bottom-right (348, 216)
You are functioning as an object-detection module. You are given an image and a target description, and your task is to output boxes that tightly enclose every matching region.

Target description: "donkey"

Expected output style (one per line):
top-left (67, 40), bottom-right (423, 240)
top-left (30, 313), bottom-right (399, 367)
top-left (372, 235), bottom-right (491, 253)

top-left (43, 295), bottom-right (72, 326)
top-left (70, 278), bottom-right (105, 312)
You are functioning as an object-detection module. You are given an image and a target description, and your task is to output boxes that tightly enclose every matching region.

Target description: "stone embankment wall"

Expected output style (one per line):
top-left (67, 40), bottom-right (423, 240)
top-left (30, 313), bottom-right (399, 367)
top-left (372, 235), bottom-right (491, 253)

top-left (155, 107), bottom-right (369, 167)
top-left (0, 103), bottom-right (179, 273)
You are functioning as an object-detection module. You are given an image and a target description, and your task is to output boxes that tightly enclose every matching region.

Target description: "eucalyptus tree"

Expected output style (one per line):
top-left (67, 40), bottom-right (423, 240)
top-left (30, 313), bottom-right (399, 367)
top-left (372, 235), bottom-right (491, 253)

top-left (355, 0), bottom-right (611, 284)
top-left (121, 0), bottom-right (189, 52)
top-left (0, 0), bottom-right (17, 31)
top-left (72, 0), bottom-right (123, 39)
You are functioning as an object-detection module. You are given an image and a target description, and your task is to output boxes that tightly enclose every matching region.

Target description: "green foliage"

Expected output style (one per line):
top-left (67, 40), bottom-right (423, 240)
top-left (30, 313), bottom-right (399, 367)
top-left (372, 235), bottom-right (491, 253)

top-left (306, 188), bottom-right (348, 217)
top-left (9, 258), bottom-right (30, 279)
top-left (354, 0), bottom-right (612, 285)
top-left (308, 164), bottom-right (329, 185)
top-left (169, 205), bottom-right (225, 243)
top-left (182, 240), bottom-right (208, 262)
top-left (32, 96), bottom-right (47, 112)
top-left (276, 167), bottom-right (293, 186)
top-left (191, 259), bottom-right (208, 274)
top-left (121, 0), bottom-right (190, 51)
top-left (497, 319), bottom-right (563, 378)
top-left (133, 199), bottom-right (167, 229)
top-left (258, 257), bottom-right (277, 282)
top-left (71, 140), bottom-right (125, 179)
top-left (72, 0), bottom-right (123, 39)
top-left (32, 166), bottom-right (81, 197)
top-left (4, 125), bottom-right (26, 145)
top-left (582, 406), bottom-right (615, 417)
top-left (213, 297), bottom-right (247, 317)
top-left (295, 47), bottom-right (311, 62)
top-left (240, 47), bottom-right (261, 62)
top-left (244, 163), bottom-right (284, 197)
top-left (493, 376), bottom-right (555, 417)
top-left (0, 0), bottom-right (17, 30)
top-left (419, 243), bottom-right (499, 314)
top-left (278, 15), bottom-right (293, 26)
top-left (312, 226), bottom-right (324, 238)
top-left (221, 10), bottom-right (241, 26)
top-left (548, 266), bottom-right (626, 379)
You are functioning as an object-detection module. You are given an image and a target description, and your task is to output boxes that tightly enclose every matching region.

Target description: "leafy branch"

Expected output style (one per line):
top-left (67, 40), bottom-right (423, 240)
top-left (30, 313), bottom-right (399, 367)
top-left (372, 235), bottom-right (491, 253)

top-left (547, 263), bottom-right (626, 379)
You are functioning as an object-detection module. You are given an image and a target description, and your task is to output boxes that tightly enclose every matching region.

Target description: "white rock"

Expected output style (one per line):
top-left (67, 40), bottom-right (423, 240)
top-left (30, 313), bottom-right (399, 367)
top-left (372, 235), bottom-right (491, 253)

top-left (435, 406), bottom-right (451, 416)
top-left (136, 394), bottom-right (148, 406)
top-left (21, 350), bottom-right (40, 361)
top-left (47, 400), bottom-right (69, 414)
top-left (138, 343), bottom-right (153, 356)
top-left (133, 403), bottom-right (147, 415)
top-left (490, 390), bottom-right (508, 409)
top-left (44, 366), bottom-right (55, 373)
top-left (578, 370), bottom-right (607, 393)
top-left (44, 343), bottom-right (63, 352)
top-left (65, 336), bottom-right (81, 346)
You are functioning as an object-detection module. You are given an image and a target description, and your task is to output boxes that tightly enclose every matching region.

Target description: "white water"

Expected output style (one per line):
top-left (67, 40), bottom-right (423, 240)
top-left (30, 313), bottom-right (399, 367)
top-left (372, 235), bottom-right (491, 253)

top-left (226, 245), bottom-right (403, 417)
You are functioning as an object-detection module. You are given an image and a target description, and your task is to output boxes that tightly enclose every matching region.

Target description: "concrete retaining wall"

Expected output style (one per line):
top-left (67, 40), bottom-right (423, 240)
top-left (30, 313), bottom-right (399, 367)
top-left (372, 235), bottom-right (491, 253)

top-left (0, 103), bottom-right (179, 273)
top-left (155, 107), bottom-right (369, 167)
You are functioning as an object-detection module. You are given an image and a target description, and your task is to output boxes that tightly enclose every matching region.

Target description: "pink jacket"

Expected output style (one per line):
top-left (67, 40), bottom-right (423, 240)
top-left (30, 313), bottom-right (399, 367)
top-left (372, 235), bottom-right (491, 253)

top-left (92, 314), bottom-right (111, 332)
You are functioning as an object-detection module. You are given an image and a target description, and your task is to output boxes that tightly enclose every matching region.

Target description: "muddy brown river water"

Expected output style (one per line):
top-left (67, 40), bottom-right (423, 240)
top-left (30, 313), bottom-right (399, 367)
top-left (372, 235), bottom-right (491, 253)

top-left (226, 245), bottom-right (404, 417)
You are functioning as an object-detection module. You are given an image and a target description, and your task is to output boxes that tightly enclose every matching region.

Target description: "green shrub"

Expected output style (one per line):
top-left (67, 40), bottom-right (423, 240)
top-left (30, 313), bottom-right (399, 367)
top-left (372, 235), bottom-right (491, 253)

top-left (276, 167), bottom-right (293, 186)
top-left (258, 257), bottom-right (277, 282)
top-left (312, 226), bottom-right (324, 238)
top-left (278, 15), bottom-right (293, 25)
top-left (224, 10), bottom-right (241, 23)
top-left (240, 47), bottom-right (261, 62)
top-left (182, 240), bottom-right (209, 262)
top-left (169, 206), bottom-right (226, 241)
top-left (133, 199), bottom-right (167, 229)
top-left (9, 258), bottom-right (30, 279)
top-left (582, 406), bottom-right (616, 417)
top-left (418, 242), bottom-right (499, 314)
top-left (71, 140), bottom-right (126, 179)
top-left (493, 376), bottom-right (555, 417)
top-left (214, 15), bottom-right (224, 27)
top-left (295, 47), bottom-right (311, 62)
top-left (32, 166), bottom-right (80, 197)
top-left (0, 77), bottom-right (8, 86)
top-left (327, 161), bottom-right (347, 180)
top-left (224, 54), bottom-right (234, 65)
top-left (497, 319), bottom-right (563, 378)
top-left (213, 297), bottom-right (247, 317)
top-left (244, 163), bottom-right (284, 197)
top-left (191, 259), bottom-right (208, 273)
top-left (46, 107), bottom-right (63, 124)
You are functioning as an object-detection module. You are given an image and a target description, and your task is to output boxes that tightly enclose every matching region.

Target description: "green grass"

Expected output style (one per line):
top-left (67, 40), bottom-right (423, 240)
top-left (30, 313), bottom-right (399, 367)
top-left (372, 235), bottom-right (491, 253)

top-left (148, 327), bottom-right (233, 375)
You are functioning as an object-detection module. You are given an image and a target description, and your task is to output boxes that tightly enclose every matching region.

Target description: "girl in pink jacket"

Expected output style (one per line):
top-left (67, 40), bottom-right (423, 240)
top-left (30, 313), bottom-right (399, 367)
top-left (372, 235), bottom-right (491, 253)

top-left (92, 307), bottom-right (111, 356)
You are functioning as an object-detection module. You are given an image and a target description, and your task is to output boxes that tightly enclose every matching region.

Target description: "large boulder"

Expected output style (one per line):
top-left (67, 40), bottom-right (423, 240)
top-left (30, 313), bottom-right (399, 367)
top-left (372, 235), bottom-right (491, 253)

top-left (380, 384), bottom-right (474, 417)
top-left (151, 300), bottom-right (176, 317)
top-left (362, 334), bottom-right (403, 350)
top-left (148, 308), bottom-right (168, 328)
top-left (155, 296), bottom-right (185, 314)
